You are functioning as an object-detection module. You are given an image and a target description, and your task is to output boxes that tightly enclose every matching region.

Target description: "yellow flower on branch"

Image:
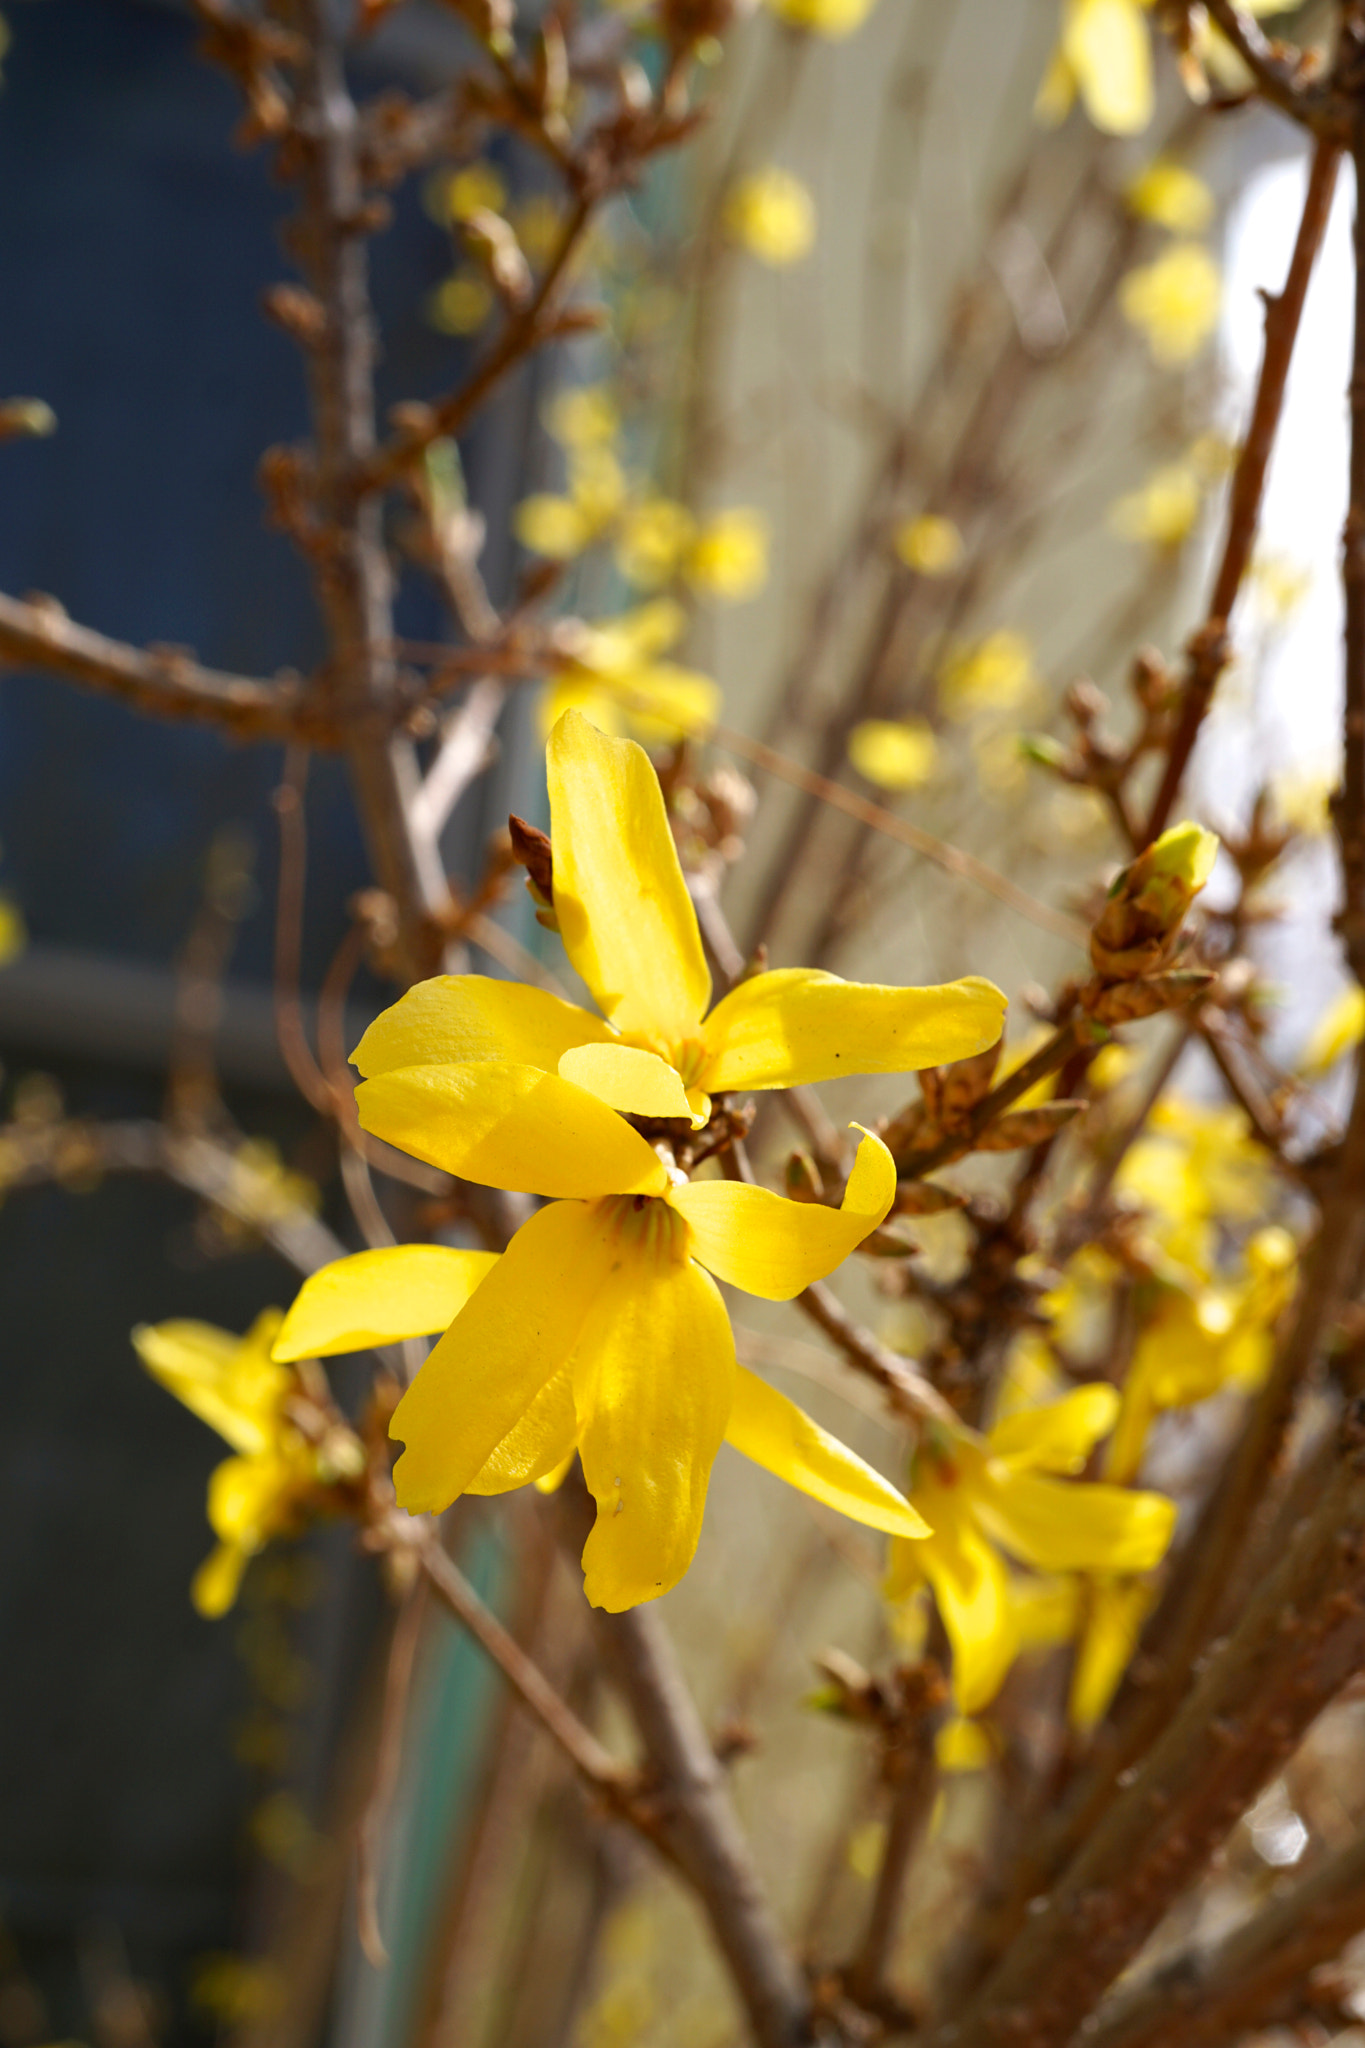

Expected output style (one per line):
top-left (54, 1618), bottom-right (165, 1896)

top-left (848, 719), bottom-right (938, 792)
top-left (133, 1311), bottom-right (332, 1617)
top-left (357, 710), bottom-right (1007, 1134)
top-left (895, 514), bottom-right (964, 577)
top-left (1036, 0), bottom-right (1154, 137)
top-left (542, 601), bottom-right (721, 744)
top-left (345, 1104), bottom-right (928, 1609)
top-left (885, 1387), bottom-right (1175, 1714)
top-left (1120, 243), bottom-right (1222, 366)
top-left (724, 168), bottom-right (816, 267)
top-left (686, 507), bottom-right (770, 601)
top-left (1109, 462), bottom-right (1202, 549)
top-left (938, 630), bottom-right (1036, 721)
top-left (1126, 159), bottom-right (1215, 234)
top-left (1302, 985), bottom-right (1365, 1076)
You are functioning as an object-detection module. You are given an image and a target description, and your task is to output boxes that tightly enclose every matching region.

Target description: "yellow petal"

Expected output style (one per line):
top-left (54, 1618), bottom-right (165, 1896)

top-left (670, 1127), bottom-right (896, 1300)
top-left (725, 1366), bottom-right (929, 1538)
top-left (192, 1541), bottom-right (250, 1618)
top-left (546, 709), bottom-right (711, 1041)
top-left (699, 968), bottom-right (1006, 1093)
top-left (534, 1447), bottom-right (578, 1495)
top-left (206, 1451), bottom-right (292, 1548)
top-left (272, 1244), bottom-right (500, 1361)
top-left (557, 1041), bottom-right (699, 1123)
top-left (1063, 0), bottom-right (1153, 135)
top-left (975, 1470), bottom-right (1176, 1575)
top-left (986, 1384), bottom-right (1120, 1473)
top-left (356, 1061), bottom-right (669, 1199)
top-left (936, 1716), bottom-right (996, 1772)
top-left (352, 975), bottom-right (614, 1078)
top-left (1070, 1575), bottom-right (1157, 1730)
top-left (918, 1501), bottom-right (1019, 1716)
top-left (467, 1366), bottom-right (580, 1494)
top-left (1034, 45), bottom-right (1077, 126)
top-left (133, 1311), bottom-right (287, 1456)
top-left (1104, 1371), bottom-right (1158, 1486)
top-left (389, 1200), bottom-right (619, 1513)
top-left (576, 1246), bottom-right (735, 1611)
top-left (1302, 985), bottom-right (1365, 1076)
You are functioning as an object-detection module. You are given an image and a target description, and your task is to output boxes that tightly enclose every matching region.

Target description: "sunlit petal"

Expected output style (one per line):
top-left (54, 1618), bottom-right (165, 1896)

top-left (192, 1542), bottom-right (250, 1618)
top-left (351, 974), bottom-right (613, 1077)
top-left (975, 1471), bottom-right (1176, 1575)
top-left (558, 1041), bottom-right (700, 1123)
top-left (699, 967), bottom-right (1007, 1093)
top-left (987, 1384), bottom-right (1120, 1473)
top-left (670, 1127), bottom-right (895, 1300)
top-left (725, 1366), bottom-right (929, 1538)
top-left (1070, 1575), bottom-right (1157, 1730)
top-left (575, 1243), bottom-right (735, 1611)
top-left (390, 1200), bottom-right (621, 1514)
top-left (356, 1061), bottom-right (669, 1199)
top-left (918, 1498), bottom-right (1019, 1716)
top-left (273, 1244), bottom-right (499, 1360)
top-left (1064, 0), bottom-right (1153, 135)
top-left (547, 709), bottom-right (711, 1041)
top-left (467, 1366), bottom-right (580, 1494)
top-left (133, 1310), bottom-right (287, 1456)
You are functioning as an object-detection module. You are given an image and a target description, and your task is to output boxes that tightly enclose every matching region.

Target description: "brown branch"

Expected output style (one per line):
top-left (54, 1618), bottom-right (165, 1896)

top-left (1143, 138), bottom-right (1341, 844)
top-left (924, 1398), bottom-right (1365, 2048)
top-left (797, 1280), bottom-right (956, 1428)
top-left (353, 188), bottom-right (597, 498)
top-left (1082, 1825), bottom-right (1365, 2048)
top-left (1204, 0), bottom-right (1329, 130)
top-left (0, 588), bottom-right (311, 739)
top-left (844, 1731), bottom-right (938, 2014)
top-left (1338, 109), bottom-right (1365, 980)
top-left (289, 0), bottom-right (453, 985)
top-left (416, 1532), bottom-right (626, 1794)
top-left (888, 1019), bottom-right (1081, 1178)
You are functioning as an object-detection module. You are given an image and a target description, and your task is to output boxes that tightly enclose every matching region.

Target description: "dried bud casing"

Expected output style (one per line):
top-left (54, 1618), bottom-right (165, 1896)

top-left (1086, 968), bottom-right (1214, 1025)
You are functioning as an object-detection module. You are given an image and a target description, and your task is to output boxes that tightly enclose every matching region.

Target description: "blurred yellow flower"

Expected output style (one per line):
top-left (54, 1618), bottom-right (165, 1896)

top-left (1070, 1575), bottom-right (1156, 1730)
top-left (765, 0), bottom-right (877, 34)
top-left (895, 513), bottom-right (964, 577)
top-left (544, 599), bottom-right (721, 743)
top-left (0, 891), bottom-right (25, 966)
top-left (133, 1311), bottom-right (323, 1617)
top-left (1120, 243), bottom-right (1222, 366)
top-left (848, 719), bottom-right (938, 791)
top-left (686, 507), bottom-right (770, 600)
top-left (512, 194), bottom-right (564, 265)
top-left (1126, 159), bottom-right (1215, 234)
top-left (616, 498), bottom-right (697, 589)
top-left (1302, 985), bottom-right (1365, 1076)
top-left (515, 446), bottom-right (629, 561)
top-left (1271, 764), bottom-right (1333, 838)
top-left (939, 630), bottom-right (1036, 721)
top-left (1251, 551), bottom-right (1312, 622)
top-left (429, 270), bottom-right (494, 336)
top-left (1036, 0), bottom-right (1153, 137)
top-left (439, 160), bottom-right (508, 224)
top-left (724, 168), bottom-right (817, 267)
top-left (1109, 461), bottom-right (1202, 548)
top-left (546, 383), bottom-right (620, 449)
top-left (886, 1387), bottom-right (1174, 1714)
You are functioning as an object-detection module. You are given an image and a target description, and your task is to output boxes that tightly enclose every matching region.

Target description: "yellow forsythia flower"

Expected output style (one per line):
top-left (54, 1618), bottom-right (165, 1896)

top-left (724, 168), bottom-right (817, 267)
top-left (886, 1387), bottom-right (1174, 1714)
top-left (351, 714), bottom-right (1009, 1609)
top-left (1126, 159), bottom-right (1215, 234)
top-left (939, 630), bottom-right (1036, 720)
top-left (765, 0), bottom-right (877, 34)
top-left (1302, 985), bottom-right (1365, 1076)
top-left (429, 270), bottom-right (494, 335)
top-left (0, 891), bottom-right (25, 966)
top-left (848, 719), bottom-right (938, 792)
top-left (1120, 243), bottom-right (1222, 366)
top-left (543, 599), bottom-right (720, 744)
top-left (545, 383), bottom-right (620, 450)
top-left (133, 1311), bottom-right (320, 1617)
top-left (615, 498), bottom-right (696, 589)
top-left (438, 160), bottom-right (508, 224)
top-left (895, 514), bottom-right (964, 576)
top-left (1109, 462), bottom-right (1202, 548)
top-left (1070, 1575), bottom-right (1156, 1730)
top-left (1036, 0), bottom-right (1154, 137)
top-left (686, 507), bottom-right (770, 600)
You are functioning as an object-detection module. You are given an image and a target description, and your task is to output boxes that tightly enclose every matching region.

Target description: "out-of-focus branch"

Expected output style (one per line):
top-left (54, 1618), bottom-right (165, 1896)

top-left (797, 1280), bottom-right (956, 1429)
top-left (925, 1397), bottom-right (1365, 2048)
top-left (1143, 137), bottom-right (1341, 843)
top-left (1082, 1825), bottom-right (1365, 2048)
top-left (557, 1473), bottom-right (815, 2048)
top-left (0, 589), bottom-right (311, 739)
top-left (410, 677), bottom-right (504, 841)
top-left (1204, 0), bottom-right (1329, 129)
top-left (1337, 109), bottom-right (1365, 979)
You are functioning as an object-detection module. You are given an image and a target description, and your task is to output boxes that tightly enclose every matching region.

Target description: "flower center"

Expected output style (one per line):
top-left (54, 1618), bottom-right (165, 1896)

top-left (597, 1191), bottom-right (692, 1266)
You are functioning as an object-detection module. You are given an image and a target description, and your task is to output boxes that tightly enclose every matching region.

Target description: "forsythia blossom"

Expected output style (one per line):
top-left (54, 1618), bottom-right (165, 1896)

top-left (134, 1311), bottom-right (352, 1617)
top-left (349, 712), bottom-right (1007, 1609)
top-left (1036, 0), bottom-right (1154, 137)
top-left (886, 1386), bottom-right (1175, 1714)
top-left (1119, 243), bottom-right (1222, 366)
top-left (723, 169), bottom-right (817, 267)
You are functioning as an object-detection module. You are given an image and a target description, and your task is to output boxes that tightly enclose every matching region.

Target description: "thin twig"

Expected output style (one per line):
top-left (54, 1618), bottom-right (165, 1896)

top-left (356, 1576), bottom-right (428, 1968)
top-left (797, 1280), bottom-right (956, 1429)
top-left (0, 588), bottom-right (310, 738)
top-left (1144, 138), bottom-right (1341, 844)
top-left (409, 677), bottom-right (504, 842)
